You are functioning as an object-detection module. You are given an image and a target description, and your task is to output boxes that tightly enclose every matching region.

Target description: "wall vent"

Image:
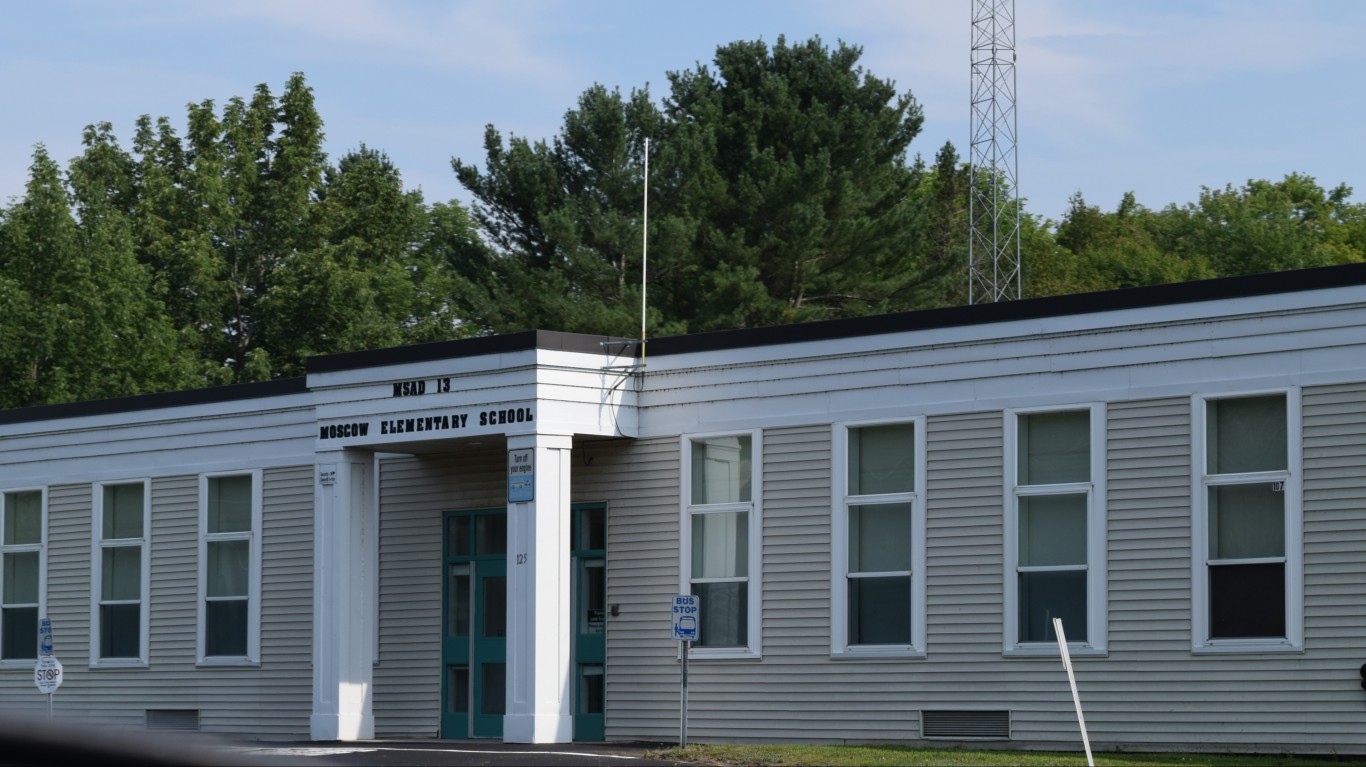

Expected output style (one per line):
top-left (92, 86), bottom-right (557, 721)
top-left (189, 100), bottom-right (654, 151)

top-left (146, 709), bottom-right (200, 732)
top-left (921, 709), bottom-right (1010, 739)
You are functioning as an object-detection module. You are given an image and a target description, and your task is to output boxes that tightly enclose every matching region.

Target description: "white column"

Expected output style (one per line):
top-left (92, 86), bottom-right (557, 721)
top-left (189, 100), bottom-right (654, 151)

top-left (310, 450), bottom-right (376, 741)
top-left (503, 433), bottom-right (574, 743)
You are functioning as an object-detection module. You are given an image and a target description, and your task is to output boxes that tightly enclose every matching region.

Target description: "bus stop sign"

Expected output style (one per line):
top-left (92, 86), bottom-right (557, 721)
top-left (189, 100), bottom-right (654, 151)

top-left (671, 594), bottom-right (699, 642)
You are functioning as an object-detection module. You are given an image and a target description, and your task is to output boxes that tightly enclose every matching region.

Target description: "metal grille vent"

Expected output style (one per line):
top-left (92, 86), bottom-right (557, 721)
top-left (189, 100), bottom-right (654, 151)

top-left (921, 709), bottom-right (1010, 739)
top-left (146, 709), bottom-right (200, 732)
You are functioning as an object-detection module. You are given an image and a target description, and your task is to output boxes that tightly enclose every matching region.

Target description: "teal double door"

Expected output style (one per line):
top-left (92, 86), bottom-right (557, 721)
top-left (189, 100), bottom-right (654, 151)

top-left (441, 504), bottom-right (606, 740)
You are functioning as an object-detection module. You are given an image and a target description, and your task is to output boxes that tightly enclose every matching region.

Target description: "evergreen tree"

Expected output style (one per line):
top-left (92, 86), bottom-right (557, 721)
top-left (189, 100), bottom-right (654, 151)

top-left (453, 36), bottom-right (929, 336)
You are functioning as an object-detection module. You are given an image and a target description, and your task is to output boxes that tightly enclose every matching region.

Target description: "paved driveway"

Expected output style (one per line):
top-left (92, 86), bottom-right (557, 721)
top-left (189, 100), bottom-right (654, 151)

top-left (230, 740), bottom-right (688, 767)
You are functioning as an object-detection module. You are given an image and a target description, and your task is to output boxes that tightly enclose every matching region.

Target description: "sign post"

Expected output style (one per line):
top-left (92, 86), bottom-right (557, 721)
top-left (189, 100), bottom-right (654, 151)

top-left (1052, 618), bottom-right (1093, 767)
top-left (671, 594), bottom-right (700, 747)
top-left (34, 618), bottom-right (62, 721)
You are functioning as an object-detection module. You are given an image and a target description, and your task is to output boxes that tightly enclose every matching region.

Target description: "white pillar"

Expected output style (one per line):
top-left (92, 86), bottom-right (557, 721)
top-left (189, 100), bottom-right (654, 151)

top-left (310, 450), bottom-right (376, 741)
top-left (503, 433), bottom-right (574, 743)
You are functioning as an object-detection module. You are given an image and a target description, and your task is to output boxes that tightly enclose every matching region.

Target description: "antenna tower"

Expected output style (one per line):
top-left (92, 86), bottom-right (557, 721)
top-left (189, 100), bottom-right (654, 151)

top-left (968, 0), bottom-right (1021, 303)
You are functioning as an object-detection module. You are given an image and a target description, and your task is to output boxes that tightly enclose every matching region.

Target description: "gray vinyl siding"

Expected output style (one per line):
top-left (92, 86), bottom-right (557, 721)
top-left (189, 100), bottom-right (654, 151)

top-left (1105, 397), bottom-right (1192, 655)
top-left (574, 437), bottom-right (681, 741)
top-left (0, 467), bottom-right (313, 737)
top-left (373, 448), bottom-right (506, 738)
top-left (924, 411), bottom-right (1004, 665)
top-left (604, 392), bottom-right (1366, 751)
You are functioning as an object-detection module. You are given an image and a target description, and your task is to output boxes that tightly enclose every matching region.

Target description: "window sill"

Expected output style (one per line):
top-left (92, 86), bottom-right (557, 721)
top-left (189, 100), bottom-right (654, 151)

top-left (91, 659), bottom-right (149, 670)
top-left (1192, 640), bottom-right (1303, 655)
top-left (195, 658), bottom-right (261, 668)
top-left (0, 658), bottom-right (39, 670)
top-left (1005, 644), bottom-right (1107, 658)
top-left (831, 648), bottom-right (926, 661)
top-left (685, 648), bottom-right (761, 661)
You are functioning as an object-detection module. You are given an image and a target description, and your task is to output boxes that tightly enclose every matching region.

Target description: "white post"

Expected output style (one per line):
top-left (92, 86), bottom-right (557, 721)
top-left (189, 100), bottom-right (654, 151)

top-left (310, 450), bottom-right (375, 741)
top-left (502, 433), bottom-right (574, 743)
top-left (1053, 618), bottom-right (1094, 767)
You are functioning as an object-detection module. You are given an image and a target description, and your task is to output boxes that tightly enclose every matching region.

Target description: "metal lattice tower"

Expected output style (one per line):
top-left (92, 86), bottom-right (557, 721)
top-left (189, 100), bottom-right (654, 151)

top-left (968, 0), bottom-right (1021, 303)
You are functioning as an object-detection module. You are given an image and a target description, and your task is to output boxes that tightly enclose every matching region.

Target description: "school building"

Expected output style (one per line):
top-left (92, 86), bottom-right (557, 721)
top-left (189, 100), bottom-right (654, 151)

top-left (2, 263), bottom-right (1365, 754)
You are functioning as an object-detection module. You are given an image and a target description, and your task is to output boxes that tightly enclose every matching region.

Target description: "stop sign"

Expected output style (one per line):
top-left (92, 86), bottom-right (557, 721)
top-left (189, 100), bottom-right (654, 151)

top-left (34, 655), bottom-right (63, 694)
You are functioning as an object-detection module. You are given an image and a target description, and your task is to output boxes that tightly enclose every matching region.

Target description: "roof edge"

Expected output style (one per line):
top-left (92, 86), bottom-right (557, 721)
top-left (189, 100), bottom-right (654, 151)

top-left (644, 263), bottom-right (1366, 357)
top-left (0, 377), bottom-right (309, 427)
top-left (306, 329), bottom-right (636, 375)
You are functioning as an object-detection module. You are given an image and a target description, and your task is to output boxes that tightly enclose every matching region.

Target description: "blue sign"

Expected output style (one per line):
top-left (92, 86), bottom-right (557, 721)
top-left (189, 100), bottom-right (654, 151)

top-left (38, 617), bottom-right (52, 656)
top-left (508, 448), bottom-right (534, 503)
top-left (671, 594), bottom-right (699, 642)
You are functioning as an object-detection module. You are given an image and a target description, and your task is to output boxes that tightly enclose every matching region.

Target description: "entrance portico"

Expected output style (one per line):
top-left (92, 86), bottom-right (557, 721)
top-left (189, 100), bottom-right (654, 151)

top-left (304, 332), bottom-right (636, 744)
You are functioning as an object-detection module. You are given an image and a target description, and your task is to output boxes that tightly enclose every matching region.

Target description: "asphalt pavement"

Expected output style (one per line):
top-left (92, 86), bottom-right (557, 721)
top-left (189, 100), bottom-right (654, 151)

top-left (226, 740), bottom-right (689, 767)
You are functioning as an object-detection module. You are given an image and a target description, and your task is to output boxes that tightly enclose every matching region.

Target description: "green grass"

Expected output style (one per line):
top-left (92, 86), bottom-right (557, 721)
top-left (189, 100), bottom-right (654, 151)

top-left (647, 744), bottom-right (1366, 767)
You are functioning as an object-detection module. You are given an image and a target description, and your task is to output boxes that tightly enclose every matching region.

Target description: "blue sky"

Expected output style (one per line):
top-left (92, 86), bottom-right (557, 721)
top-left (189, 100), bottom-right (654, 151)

top-left (2, 0), bottom-right (1363, 224)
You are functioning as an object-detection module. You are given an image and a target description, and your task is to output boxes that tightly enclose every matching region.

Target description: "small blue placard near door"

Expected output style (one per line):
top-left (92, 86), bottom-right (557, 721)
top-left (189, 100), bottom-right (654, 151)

top-left (508, 448), bottom-right (534, 503)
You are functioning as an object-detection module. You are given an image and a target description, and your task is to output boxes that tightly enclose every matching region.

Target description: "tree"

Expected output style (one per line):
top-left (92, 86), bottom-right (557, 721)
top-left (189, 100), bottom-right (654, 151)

top-left (0, 72), bottom-right (488, 407)
top-left (1033, 191), bottom-right (1213, 297)
top-left (452, 36), bottom-right (930, 336)
top-left (0, 143), bottom-right (191, 408)
top-left (1176, 174), bottom-right (1364, 277)
top-left (453, 84), bottom-right (663, 336)
top-left (664, 36), bottom-right (926, 330)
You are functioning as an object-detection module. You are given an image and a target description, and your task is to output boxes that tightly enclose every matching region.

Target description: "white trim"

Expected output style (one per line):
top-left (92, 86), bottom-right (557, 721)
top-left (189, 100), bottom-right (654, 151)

top-left (1190, 388), bottom-right (1303, 653)
top-left (1003, 404), bottom-right (1108, 656)
top-left (89, 478), bottom-right (151, 668)
top-left (830, 417), bottom-right (927, 659)
top-left (371, 452), bottom-right (385, 667)
top-left (680, 429), bottom-right (762, 659)
top-left (0, 486), bottom-right (47, 667)
top-left (197, 469), bottom-right (263, 665)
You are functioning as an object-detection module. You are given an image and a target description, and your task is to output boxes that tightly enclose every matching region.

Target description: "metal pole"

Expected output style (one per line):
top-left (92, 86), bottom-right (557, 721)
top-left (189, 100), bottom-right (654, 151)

top-left (679, 640), bottom-right (689, 747)
top-left (640, 137), bottom-right (649, 367)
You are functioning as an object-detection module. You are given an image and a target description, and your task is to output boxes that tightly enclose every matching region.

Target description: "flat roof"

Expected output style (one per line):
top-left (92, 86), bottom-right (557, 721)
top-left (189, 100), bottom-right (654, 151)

top-left (4, 263), bottom-right (1364, 424)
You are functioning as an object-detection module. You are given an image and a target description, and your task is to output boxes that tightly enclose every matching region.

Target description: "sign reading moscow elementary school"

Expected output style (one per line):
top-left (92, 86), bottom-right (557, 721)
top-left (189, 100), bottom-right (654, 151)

top-left (316, 375), bottom-right (535, 445)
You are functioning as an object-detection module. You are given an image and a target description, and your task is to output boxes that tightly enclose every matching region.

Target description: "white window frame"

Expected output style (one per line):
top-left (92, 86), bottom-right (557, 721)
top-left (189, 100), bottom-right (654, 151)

top-left (1004, 404), bottom-right (1108, 656)
top-left (1191, 389), bottom-right (1302, 653)
top-left (197, 470), bottom-right (263, 665)
top-left (0, 487), bottom-right (46, 666)
top-left (90, 479), bottom-right (151, 668)
top-left (680, 430), bottom-right (762, 659)
top-left (831, 418), bottom-right (927, 658)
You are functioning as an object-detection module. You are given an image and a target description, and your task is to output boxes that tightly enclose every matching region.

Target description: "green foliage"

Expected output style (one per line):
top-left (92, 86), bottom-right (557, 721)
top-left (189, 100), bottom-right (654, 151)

top-left (1031, 192), bottom-right (1214, 297)
top-left (0, 73), bottom-right (485, 407)
top-left (1035, 175), bottom-right (1365, 300)
top-left (0, 143), bottom-right (193, 407)
top-left (453, 35), bottom-right (930, 336)
top-left (3, 55), bottom-right (1365, 409)
top-left (1178, 174), bottom-right (1363, 276)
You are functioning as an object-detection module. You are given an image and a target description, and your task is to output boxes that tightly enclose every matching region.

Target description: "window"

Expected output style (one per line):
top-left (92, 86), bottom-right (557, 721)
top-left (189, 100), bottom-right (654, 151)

top-left (682, 432), bottom-right (761, 657)
top-left (199, 472), bottom-right (261, 663)
top-left (832, 420), bottom-right (926, 656)
top-left (1193, 391), bottom-right (1301, 651)
top-left (93, 481), bottom-right (149, 664)
top-left (1, 489), bottom-right (44, 662)
top-left (1005, 406), bottom-right (1106, 654)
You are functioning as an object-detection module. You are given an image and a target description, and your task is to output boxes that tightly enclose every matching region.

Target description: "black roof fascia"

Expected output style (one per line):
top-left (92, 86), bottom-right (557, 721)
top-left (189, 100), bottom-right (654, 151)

top-left (644, 263), bottom-right (1366, 357)
top-left (5, 264), bottom-right (1363, 427)
top-left (306, 329), bottom-right (637, 374)
top-left (0, 377), bottom-right (309, 427)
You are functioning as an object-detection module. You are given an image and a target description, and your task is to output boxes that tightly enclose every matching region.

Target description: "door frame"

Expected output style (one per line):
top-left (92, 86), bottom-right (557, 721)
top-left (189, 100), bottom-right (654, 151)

top-left (441, 508), bottom-right (508, 739)
top-left (571, 502), bottom-right (607, 741)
